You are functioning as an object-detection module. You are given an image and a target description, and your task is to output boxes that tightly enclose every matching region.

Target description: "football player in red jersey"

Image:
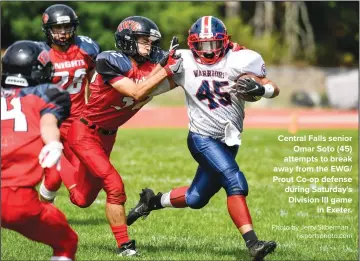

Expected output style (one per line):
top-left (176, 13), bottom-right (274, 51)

top-left (58, 16), bottom-right (183, 255)
top-left (1, 41), bottom-right (78, 260)
top-left (38, 4), bottom-right (101, 202)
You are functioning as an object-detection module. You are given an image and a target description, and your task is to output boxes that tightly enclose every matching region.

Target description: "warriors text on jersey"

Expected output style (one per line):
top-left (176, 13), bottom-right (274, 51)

top-left (46, 36), bottom-right (100, 123)
top-left (81, 50), bottom-right (156, 130)
top-left (1, 85), bottom-right (70, 187)
top-left (173, 48), bottom-right (266, 141)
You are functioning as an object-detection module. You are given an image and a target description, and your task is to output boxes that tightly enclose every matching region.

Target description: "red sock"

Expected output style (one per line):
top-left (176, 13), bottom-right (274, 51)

top-left (227, 195), bottom-right (253, 228)
top-left (170, 186), bottom-right (189, 208)
top-left (111, 224), bottom-right (129, 247)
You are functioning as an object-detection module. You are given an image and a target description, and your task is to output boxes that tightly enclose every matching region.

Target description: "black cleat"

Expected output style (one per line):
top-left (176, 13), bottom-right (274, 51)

top-left (249, 240), bottom-right (277, 261)
top-left (117, 240), bottom-right (138, 256)
top-left (127, 188), bottom-right (155, 226)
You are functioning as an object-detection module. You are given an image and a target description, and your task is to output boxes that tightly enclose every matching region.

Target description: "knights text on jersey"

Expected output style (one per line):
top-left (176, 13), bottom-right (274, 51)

top-left (173, 48), bottom-right (266, 140)
top-left (49, 35), bottom-right (100, 122)
top-left (81, 50), bottom-right (156, 130)
top-left (1, 85), bottom-right (70, 187)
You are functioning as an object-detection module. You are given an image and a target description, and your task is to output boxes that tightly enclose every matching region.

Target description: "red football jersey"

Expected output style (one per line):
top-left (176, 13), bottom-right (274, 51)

top-left (1, 85), bottom-right (70, 187)
top-left (48, 36), bottom-right (100, 124)
top-left (81, 51), bottom-right (156, 130)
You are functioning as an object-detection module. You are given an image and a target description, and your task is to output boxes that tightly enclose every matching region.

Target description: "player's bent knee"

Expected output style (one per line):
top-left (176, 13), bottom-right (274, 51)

top-left (186, 194), bottom-right (208, 209)
top-left (224, 170), bottom-right (249, 197)
top-left (69, 190), bottom-right (93, 208)
top-left (103, 173), bottom-right (126, 205)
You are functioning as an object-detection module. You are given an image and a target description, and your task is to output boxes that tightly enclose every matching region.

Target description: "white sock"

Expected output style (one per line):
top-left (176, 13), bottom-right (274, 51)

top-left (50, 256), bottom-right (72, 261)
top-left (40, 181), bottom-right (57, 201)
top-left (160, 191), bottom-right (173, 207)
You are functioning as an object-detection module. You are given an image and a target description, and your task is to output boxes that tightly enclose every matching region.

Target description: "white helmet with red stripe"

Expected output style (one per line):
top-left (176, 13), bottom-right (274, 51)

top-left (187, 16), bottom-right (230, 65)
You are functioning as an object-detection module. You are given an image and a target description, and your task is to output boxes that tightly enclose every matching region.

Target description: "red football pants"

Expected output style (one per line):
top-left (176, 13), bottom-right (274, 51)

top-left (1, 187), bottom-right (78, 260)
top-left (66, 119), bottom-right (126, 207)
top-left (43, 122), bottom-right (80, 192)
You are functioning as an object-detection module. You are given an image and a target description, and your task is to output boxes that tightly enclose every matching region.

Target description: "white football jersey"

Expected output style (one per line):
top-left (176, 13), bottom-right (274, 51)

top-left (172, 48), bottom-right (266, 142)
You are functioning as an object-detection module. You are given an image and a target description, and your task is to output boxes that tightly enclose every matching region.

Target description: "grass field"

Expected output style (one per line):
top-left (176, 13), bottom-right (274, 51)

top-left (1, 129), bottom-right (358, 261)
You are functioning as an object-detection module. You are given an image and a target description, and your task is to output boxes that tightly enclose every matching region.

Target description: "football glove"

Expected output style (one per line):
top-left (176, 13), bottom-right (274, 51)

top-left (159, 36), bottom-right (181, 67)
top-left (236, 77), bottom-right (265, 97)
top-left (39, 141), bottom-right (63, 171)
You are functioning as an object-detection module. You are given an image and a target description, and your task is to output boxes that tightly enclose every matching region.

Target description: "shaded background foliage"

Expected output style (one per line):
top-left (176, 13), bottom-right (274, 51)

top-left (1, 1), bottom-right (358, 66)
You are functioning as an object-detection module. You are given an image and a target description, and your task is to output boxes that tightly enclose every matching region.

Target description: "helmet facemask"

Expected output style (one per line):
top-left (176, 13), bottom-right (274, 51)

top-left (134, 34), bottom-right (161, 63)
top-left (31, 62), bottom-right (55, 84)
top-left (188, 32), bottom-right (229, 65)
top-left (45, 22), bottom-right (78, 47)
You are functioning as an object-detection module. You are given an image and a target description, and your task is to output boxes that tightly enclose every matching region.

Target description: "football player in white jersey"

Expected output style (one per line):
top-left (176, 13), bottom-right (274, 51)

top-left (127, 16), bottom-right (280, 261)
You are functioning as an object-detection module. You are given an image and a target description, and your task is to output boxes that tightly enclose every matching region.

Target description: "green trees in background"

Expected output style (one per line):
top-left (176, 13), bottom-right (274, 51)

top-left (1, 1), bottom-right (358, 66)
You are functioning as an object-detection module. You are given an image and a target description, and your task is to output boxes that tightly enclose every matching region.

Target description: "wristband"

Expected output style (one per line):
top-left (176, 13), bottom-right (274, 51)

top-left (263, 83), bottom-right (275, 98)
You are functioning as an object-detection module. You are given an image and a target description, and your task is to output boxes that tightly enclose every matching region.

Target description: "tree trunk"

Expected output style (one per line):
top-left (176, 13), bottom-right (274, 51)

top-left (225, 1), bottom-right (241, 18)
top-left (283, 2), bottom-right (316, 62)
top-left (252, 2), bottom-right (275, 37)
top-left (264, 2), bottom-right (275, 34)
top-left (252, 2), bottom-right (265, 37)
top-left (299, 2), bottom-right (316, 60)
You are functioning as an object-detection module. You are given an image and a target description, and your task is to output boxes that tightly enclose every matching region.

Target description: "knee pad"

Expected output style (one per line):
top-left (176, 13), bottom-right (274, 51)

top-left (223, 169), bottom-right (249, 197)
top-left (185, 191), bottom-right (209, 209)
top-left (103, 173), bottom-right (126, 205)
top-left (70, 188), bottom-right (93, 208)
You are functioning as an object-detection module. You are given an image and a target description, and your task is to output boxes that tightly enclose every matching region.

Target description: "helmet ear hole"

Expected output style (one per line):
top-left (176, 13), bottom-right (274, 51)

top-left (119, 28), bottom-right (132, 39)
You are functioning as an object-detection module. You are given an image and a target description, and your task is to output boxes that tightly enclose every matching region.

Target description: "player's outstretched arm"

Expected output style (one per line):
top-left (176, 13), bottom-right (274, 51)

top-left (110, 56), bottom-right (183, 101)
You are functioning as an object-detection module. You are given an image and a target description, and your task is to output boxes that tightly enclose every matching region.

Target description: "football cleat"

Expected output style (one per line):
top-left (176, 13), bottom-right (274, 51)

top-left (248, 240), bottom-right (277, 261)
top-left (117, 240), bottom-right (138, 256)
top-left (127, 188), bottom-right (155, 226)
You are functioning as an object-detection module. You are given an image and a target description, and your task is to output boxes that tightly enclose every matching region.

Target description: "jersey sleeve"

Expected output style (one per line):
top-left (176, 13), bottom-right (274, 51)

top-left (75, 35), bottom-right (101, 70)
top-left (228, 49), bottom-right (267, 80)
top-left (36, 84), bottom-right (71, 125)
top-left (95, 51), bottom-right (132, 84)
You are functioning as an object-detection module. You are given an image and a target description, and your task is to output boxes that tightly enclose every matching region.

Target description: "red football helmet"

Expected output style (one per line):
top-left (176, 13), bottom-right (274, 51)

top-left (187, 16), bottom-right (230, 65)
